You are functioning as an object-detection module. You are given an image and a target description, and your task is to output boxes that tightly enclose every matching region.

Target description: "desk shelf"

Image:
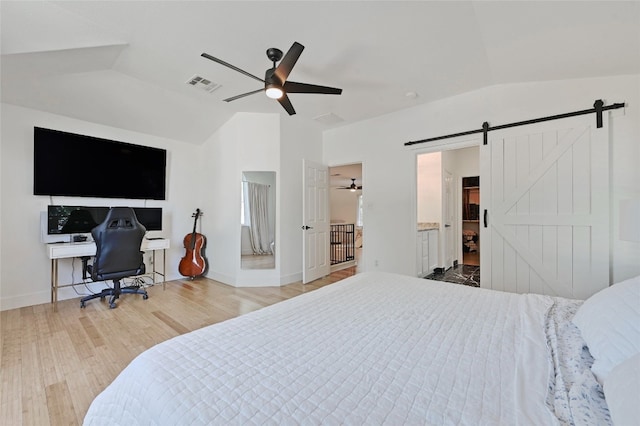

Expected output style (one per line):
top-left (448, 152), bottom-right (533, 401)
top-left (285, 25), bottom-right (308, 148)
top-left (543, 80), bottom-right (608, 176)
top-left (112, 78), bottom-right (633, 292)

top-left (47, 238), bottom-right (170, 310)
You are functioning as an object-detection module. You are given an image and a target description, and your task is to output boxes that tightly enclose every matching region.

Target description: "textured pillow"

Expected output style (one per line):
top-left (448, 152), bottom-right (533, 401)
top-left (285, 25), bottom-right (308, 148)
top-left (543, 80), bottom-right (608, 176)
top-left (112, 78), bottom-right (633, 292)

top-left (603, 353), bottom-right (640, 425)
top-left (572, 275), bottom-right (640, 384)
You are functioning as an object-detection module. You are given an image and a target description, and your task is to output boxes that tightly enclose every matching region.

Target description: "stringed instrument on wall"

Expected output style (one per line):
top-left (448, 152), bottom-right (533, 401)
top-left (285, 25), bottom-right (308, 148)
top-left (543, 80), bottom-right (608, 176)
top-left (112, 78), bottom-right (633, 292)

top-left (179, 208), bottom-right (207, 279)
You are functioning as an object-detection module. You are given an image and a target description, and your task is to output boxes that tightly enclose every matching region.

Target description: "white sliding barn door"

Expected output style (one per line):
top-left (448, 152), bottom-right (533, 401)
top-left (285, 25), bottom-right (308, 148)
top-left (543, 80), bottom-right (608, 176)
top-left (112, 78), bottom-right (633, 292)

top-left (480, 115), bottom-right (609, 299)
top-left (302, 159), bottom-right (330, 284)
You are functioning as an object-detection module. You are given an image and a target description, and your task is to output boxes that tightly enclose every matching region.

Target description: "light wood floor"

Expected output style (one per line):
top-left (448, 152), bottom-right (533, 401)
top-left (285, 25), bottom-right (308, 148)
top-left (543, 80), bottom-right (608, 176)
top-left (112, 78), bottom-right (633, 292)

top-left (0, 268), bottom-right (357, 425)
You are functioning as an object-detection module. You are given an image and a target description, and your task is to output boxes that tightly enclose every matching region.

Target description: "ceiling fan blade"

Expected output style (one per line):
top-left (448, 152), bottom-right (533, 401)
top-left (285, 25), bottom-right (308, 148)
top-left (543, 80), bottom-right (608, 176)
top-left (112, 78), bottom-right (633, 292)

top-left (201, 53), bottom-right (265, 84)
top-left (274, 42), bottom-right (304, 83)
top-left (284, 81), bottom-right (342, 95)
top-left (277, 94), bottom-right (296, 115)
top-left (223, 88), bottom-right (265, 102)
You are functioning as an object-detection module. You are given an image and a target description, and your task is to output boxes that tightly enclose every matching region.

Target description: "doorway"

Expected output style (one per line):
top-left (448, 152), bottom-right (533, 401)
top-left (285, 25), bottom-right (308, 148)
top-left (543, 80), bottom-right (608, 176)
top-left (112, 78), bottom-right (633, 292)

top-left (462, 176), bottom-right (480, 266)
top-left (417, 146), bottom-right (480, 285)
top-left (328, 163), bottom-right (363, 273)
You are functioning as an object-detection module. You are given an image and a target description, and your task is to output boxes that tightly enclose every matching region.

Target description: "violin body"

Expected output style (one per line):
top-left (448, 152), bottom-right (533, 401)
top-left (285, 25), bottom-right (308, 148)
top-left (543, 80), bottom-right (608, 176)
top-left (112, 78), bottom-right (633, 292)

top-left (179, 209), bottom-right (207, 278)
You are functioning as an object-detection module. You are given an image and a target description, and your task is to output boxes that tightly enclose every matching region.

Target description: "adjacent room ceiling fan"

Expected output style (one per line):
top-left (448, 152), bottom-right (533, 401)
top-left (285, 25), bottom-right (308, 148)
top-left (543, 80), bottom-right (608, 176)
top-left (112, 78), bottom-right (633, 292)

top-left (201, 41), bottom-right (342, 115)
top-left (337, 178), bottom-right (362, 191)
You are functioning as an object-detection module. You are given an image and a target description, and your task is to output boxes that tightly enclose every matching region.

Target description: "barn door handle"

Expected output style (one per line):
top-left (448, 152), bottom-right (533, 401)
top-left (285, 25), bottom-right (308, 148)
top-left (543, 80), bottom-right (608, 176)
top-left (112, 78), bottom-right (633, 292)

top-left (483, 209), bottom-right (488, 228)
top-left (302, 225), bottom-right (313, 230)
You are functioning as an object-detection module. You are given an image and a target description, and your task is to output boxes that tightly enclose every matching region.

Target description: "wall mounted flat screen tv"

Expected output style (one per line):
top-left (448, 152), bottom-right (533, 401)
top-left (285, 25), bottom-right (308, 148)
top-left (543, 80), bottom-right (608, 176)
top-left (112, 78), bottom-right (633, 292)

top-left (34, 127), bottom-right (167, 200)
top-left (47, 206), bottom-right (163, 234)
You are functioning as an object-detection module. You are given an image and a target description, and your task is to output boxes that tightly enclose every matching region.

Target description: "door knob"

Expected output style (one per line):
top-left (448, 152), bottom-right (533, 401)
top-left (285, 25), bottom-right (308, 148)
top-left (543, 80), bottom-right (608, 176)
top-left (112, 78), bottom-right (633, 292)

top-left (302, 225), bottom-right (313, 230)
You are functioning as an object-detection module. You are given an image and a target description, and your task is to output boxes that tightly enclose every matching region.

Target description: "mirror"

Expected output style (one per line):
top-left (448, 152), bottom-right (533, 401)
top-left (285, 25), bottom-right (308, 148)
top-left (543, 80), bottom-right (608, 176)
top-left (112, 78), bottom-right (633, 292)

top-left (241, 171), bottom-right (276, 269)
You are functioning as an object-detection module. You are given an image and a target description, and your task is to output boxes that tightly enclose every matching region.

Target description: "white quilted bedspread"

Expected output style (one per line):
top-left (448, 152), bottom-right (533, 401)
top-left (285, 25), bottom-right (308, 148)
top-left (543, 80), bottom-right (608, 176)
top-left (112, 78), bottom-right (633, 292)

top-left (84, 272), bottom-right (562, 425)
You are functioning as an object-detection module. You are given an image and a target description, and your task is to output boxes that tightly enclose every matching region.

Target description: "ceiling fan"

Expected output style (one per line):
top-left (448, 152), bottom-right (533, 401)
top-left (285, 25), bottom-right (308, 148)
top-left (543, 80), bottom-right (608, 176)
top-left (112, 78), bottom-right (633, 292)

top-left (201, 42), bottom-right (342, 115)
top-left (337, 178), bottom-right (362, 192)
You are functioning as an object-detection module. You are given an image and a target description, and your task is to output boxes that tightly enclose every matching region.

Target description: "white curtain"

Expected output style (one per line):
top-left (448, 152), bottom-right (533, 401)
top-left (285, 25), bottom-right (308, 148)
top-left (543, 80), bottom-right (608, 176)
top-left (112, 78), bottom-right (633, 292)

top-left (247, 182), bottom-right (272, 255)
top-left (241, 181), bottom-right (251, 226)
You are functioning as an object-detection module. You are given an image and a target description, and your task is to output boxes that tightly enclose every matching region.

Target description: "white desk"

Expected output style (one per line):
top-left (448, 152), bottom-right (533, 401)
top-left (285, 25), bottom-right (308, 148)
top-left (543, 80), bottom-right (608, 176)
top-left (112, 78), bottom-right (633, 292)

top-left (47, 238), bottom-right (170, 310)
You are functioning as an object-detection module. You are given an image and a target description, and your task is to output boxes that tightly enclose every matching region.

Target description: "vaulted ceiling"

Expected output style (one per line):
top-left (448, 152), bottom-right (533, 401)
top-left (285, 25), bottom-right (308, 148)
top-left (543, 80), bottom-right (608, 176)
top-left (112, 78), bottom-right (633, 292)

top-left (2, 1), bottom-right (638, 144)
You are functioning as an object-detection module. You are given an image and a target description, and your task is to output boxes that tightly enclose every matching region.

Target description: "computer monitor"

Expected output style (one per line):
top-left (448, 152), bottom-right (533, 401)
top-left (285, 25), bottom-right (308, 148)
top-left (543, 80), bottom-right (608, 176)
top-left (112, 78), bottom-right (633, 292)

top-left (47, 205), bottom-right (162, 235)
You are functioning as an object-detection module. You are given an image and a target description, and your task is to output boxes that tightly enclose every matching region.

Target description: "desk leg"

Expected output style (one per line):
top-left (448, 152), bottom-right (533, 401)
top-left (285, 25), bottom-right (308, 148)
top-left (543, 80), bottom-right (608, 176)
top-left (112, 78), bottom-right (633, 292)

top-left (152, 249), bottom-right (167, 290)
top-left (152, 250), bottom-right (156, 285)
top-left (51, 259), bottom-right (58, 312)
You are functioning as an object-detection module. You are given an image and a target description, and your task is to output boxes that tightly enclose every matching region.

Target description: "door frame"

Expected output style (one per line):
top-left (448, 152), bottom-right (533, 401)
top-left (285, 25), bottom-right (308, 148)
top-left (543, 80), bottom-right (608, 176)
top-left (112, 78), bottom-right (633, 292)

top-left (442, 168), bottom-right (455, 270)
top-left (414, 138), bottom-right (481, 275)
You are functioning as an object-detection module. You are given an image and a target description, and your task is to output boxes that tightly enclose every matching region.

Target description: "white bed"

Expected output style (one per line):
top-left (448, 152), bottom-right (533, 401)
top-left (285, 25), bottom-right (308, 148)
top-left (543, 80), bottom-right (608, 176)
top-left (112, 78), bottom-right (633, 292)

top-left (84, 271), bottom-right (636, 425)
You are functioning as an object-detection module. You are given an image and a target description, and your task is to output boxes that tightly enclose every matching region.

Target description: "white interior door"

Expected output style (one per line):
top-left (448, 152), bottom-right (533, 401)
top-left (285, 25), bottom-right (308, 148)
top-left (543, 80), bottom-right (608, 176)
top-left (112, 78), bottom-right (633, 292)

top-left (302, 159), bottom-right (330, 284)
top-left (480, 114), bottom-right (609, 299)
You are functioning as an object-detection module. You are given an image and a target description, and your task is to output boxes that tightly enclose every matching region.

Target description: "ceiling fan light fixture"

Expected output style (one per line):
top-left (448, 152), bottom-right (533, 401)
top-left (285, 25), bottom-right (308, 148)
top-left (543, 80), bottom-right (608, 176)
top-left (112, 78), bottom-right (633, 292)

top-left (350, 187), bottom-right (356, 192)
top-left (265, 84), bottom-right (284, 99)
top-left (201, 42), bottom-right (341, 115)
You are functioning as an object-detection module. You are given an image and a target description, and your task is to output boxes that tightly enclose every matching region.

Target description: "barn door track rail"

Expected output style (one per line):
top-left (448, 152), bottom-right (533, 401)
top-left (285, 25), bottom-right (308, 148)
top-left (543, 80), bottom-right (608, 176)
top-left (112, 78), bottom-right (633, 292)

top-left (404, 99), bottom-right (625, 147)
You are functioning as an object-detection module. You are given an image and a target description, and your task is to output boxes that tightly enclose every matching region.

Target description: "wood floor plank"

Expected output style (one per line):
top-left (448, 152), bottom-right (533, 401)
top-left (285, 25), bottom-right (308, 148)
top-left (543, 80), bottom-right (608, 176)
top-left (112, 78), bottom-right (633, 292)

top-left (1, 329), bottom-right (23, 425)
top-left (151, 310), bottom-right (190, 335)
top-left (20, 339), bottom-right (50, 426)
top-left (0, 270), bottom-right (353, 425)
top-left (45, 381), bottom-right (77, 425)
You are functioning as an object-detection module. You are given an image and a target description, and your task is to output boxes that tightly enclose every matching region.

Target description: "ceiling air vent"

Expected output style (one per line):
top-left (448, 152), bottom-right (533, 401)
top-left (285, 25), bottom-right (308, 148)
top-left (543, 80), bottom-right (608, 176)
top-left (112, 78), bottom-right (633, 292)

top-left (313, 112), bottom-right (344, 125)
top-left (186, 75), bottom-right (221, 94)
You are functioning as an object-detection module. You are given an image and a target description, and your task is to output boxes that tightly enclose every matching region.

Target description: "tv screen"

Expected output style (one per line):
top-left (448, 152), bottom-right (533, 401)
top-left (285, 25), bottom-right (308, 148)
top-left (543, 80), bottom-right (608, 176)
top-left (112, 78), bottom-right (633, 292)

top-left (34, 127), bottom-right (167, 200)
top-left (47, 206), bottom-right (163, 234)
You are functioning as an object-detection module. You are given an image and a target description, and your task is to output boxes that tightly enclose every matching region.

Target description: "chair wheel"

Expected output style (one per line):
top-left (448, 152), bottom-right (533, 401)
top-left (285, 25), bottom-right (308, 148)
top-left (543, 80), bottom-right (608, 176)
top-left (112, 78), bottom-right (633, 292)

top-left (143, 294), bottom-right (149, 300)
top-left (109, 302), bottom-right (117, 309)
top-left (80, 302), bottom-right (85, 308)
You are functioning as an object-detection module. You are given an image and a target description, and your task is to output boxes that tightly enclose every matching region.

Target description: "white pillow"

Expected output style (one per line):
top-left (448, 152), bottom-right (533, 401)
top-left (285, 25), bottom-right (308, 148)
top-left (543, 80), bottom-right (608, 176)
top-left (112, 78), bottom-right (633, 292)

top-left (603, 353), bottom-right (640, 426)
top-left (572, 275), bottom-right (640, 384)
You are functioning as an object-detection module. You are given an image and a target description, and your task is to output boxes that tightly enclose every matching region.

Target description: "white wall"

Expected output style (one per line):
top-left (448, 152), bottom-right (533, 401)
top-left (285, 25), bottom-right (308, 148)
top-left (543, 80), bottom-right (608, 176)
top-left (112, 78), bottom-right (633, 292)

top-left (324, 74), bottom-right (640, 284)
top-left (417, 152), bottom-right (441, 223)
top-left (444, 146), bottom-right (479, 179)
top-left (200, 112), bottom-right (325, 287)
top-left (443, 146), bottom-right (479, 263)
top-left (278, 117), bottom-right (324, 284)
top-left (200, 113), bottom-right (281, 287)
top-left (4, 75), bottom-right (637, 310)
top-left (330, 189), bottom-right (360, 224)
top-left (0, 106), bottom-right (325, 309)
top-left (324, 120), bottom-right (418, 274)
top-left (0, 103), bottom-right (202, 310)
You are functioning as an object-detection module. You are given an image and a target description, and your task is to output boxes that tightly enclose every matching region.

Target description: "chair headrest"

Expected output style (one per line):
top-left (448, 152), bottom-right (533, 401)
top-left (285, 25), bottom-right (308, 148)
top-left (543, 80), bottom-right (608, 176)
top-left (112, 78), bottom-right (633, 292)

top-left (93, 207), bottom-right (146, 235)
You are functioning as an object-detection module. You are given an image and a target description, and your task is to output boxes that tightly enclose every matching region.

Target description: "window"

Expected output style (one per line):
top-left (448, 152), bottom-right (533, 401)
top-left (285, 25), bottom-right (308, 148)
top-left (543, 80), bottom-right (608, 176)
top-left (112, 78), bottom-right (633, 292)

top-left (357, 194), bottom-right (364, 227)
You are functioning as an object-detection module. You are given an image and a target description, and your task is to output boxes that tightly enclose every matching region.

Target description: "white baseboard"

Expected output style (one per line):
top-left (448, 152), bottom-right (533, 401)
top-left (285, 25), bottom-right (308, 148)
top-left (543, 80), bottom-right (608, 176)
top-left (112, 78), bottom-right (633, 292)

top-left (280, 271), bottom-right (302, 285)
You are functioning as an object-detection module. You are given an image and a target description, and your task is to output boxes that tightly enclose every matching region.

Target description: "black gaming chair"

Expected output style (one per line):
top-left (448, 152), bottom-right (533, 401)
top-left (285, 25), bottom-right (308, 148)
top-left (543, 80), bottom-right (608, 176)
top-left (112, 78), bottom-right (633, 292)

top-left (80, 207), bottom-right (148, 309)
